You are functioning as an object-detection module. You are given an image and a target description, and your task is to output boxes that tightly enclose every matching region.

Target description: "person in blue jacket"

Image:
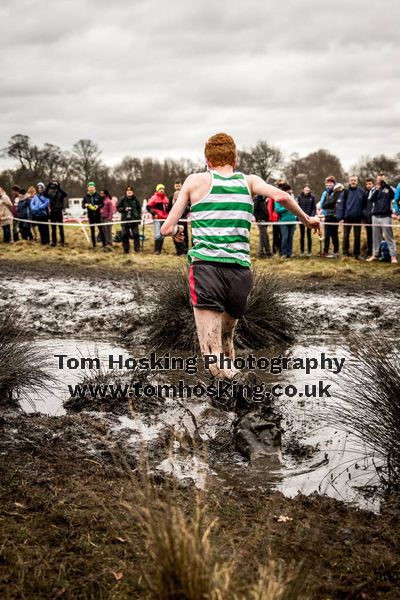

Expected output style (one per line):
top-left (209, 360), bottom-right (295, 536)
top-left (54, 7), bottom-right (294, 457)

top-left (275, 182), bottom-right (297, 258)
top-left (30, 185), bottom-right (50, 245)
top-left (335, 175), bottom-right (366, 258)
top-left (394, 182), bottom-right (400, 216)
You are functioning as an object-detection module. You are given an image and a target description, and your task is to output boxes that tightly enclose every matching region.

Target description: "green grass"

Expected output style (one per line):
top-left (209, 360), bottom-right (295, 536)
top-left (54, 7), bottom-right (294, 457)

top-left (1, 223), bottom-right (400, 281)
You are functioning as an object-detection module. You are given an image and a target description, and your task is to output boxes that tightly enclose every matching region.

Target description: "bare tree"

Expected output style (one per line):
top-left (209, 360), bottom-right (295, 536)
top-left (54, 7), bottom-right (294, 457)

top-left (71, 139), bottom-right (102, 184)
top-left (352, 154), bottom-right (400, 185)
top-left (237, 140), bottom-right (284, 182)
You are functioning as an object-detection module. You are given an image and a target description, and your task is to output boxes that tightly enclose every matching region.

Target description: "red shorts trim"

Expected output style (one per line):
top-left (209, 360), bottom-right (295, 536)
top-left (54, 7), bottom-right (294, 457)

top-left (189, 265), bottom-right (198, 305)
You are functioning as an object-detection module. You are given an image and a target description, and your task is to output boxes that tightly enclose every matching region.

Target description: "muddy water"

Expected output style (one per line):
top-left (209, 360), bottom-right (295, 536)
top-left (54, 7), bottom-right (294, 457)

top-left (1, 275), bottom-right (399, 339)
top-left (22, 336), bottom-right (389, 512)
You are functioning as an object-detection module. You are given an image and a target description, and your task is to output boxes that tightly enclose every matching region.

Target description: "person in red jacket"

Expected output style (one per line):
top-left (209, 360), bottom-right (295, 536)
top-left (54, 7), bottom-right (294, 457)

top-left (147, 183), bottom-right (170, 254)
top-left (99, 189), bottom-right (115, 251)
top-left (266, 196), bottom-right (281, 254)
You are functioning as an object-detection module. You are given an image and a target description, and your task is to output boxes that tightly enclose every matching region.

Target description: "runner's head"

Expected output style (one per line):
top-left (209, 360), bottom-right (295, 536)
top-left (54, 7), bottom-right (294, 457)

top-left (204, 132), bottom-right (236, 169)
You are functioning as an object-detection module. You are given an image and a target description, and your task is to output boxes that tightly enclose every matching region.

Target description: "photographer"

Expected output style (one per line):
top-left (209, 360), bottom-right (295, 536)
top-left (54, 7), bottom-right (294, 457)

top-left (117, 185), bottom-right (142, 253)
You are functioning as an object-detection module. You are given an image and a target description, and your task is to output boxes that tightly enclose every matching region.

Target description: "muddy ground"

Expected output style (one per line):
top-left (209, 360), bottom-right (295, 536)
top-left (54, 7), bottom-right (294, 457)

top-left (1, 412), bottom-right (400, 599)
top-left (1, 260), bottom-right (399, 340)
top-left (1, 259), bottom-right (400, 599)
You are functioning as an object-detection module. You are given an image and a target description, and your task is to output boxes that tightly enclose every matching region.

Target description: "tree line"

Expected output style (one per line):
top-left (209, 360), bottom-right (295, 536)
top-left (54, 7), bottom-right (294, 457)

top-left (1, 134), bottom-right (399, 199)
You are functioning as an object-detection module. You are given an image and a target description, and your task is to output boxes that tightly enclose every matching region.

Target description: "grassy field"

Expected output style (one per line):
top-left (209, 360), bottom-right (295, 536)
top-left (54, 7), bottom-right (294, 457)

top-left (1, 222), bottom-right (400, 282)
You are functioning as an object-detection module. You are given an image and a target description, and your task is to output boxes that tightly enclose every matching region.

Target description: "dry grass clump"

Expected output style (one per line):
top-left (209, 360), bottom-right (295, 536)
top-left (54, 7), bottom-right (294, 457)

top-left (125, 467), bottom-right (305, 600)
top-left (0, 307), bottom-right (50, 409)
top-left (144, 268), bottom-right (294, 351)
top-left (331, 334), bottom-right (400, 492)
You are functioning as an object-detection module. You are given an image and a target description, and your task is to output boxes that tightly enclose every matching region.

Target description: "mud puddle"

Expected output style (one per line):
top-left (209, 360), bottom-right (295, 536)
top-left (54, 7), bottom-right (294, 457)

top-left (1, 274), bottom-right (399, 338)
top-left (20, 336), bottom-right (390, 512)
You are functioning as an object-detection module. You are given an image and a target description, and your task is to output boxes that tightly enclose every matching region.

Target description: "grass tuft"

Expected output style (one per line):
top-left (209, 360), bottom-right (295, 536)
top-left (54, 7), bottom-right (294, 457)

top-left (331, 334), bottom-right (400, 492)
top-left (0, 308), bottom-right (51, 409)
top-left (144, 268), bottom-right (294, 351)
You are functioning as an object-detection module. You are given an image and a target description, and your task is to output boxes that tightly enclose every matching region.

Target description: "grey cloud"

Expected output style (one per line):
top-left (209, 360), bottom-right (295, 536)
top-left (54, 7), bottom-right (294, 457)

top-left (0, 0), bottom-right (399, 172)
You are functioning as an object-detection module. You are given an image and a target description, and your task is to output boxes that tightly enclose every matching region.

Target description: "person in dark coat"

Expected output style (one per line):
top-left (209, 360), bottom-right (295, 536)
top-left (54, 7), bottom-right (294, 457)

top-left (363, 177), bottom-right (375, 257)
top-left (16, 189), bottom-right (33, 240)
top-left (117, 186), bottom-right (141, 253)
top-left (253, 194), bottom-right (272, 257)
top-left (297, 184), bottom-right (316, 256)
top-left (44, 181), bottom-right (68, 247)
top-left (82, 182), bottom-right (104, 249)
top-left (335, 175), bottom-right (366, 258)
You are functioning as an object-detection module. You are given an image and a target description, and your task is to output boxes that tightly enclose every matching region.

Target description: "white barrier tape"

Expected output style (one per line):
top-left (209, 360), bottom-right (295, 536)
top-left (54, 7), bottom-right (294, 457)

top-left (9, 216), bottom-right (400, 228)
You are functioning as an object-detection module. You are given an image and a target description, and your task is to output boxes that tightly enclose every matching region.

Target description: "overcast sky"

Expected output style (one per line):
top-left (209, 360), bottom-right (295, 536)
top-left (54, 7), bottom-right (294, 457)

top-left (1, 0), bottom-right (399, 171)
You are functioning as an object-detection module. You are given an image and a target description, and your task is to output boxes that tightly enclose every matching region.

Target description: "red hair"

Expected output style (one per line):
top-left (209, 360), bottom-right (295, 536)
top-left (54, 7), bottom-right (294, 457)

top-left (204, 133), bottom-right (236, 168)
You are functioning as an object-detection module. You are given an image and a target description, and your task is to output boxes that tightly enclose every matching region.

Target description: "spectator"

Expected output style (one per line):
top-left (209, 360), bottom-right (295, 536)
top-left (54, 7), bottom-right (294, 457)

top-left (367, 175), bottom-right (397, 264)
top-left (16, 188), bottom-right (33, 240)
top-left (336, 175), bottom-right (366, 259)
top-left (275, 183), bottom-right (297, 258)
top-left (44, 181), bottom-right (68, 247)
top-left (10, 185), bottom-right (20, 242)
top-left (99, 190), bottom-right (115, 251)
top-left (363, 177), bottom-right (375, 257)
top-left (320, 176), bottom-right (339, 257)
top-left (0, 187), bottom-right (14, 243)
top-left (394, 180), bottom-right (400, 216)
top-left (117, 185), bottom-right (141, 253)
top-left (266, 195), bottom-right (280, 254)
top-left (147, 183), bottom-right (169, 254)
top-left (297, 184), bottom-right (316, 256)
top-left (82, 182), bottom-right (104, 249)
top-left (169, 180), bottom-right (187, 255)
top-left (30, 185), bottom-right (50, 245)
top-left (253, 194), bottom-right (272, 258)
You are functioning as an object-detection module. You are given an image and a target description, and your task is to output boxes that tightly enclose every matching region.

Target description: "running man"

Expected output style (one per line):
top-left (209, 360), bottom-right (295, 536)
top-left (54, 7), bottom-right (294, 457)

top-left (161, 133), bottom-right (321, 380)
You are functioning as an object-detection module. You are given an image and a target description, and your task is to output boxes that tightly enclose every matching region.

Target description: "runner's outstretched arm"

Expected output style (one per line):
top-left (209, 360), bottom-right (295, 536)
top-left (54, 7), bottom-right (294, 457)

top-left (249, 175), bottom-right (321, 233)
top-left (160, 176), bottom-right (191, 236)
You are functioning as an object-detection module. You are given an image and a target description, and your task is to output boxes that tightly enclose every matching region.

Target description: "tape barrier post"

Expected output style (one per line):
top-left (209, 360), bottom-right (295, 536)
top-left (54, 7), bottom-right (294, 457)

top-left (77, 217), bottom-right (91, 245)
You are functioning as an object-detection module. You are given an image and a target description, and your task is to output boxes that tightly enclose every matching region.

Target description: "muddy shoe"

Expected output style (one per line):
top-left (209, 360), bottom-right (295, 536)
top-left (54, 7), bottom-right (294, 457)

top-left (233, 411), bottom-right (282, 461)
top-left (207, 371), bottom-right (261, 414)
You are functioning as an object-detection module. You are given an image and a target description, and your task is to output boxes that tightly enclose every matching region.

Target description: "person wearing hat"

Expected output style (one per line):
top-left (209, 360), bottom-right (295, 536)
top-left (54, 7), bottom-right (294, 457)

top-left (146, 183), bottom-right (170, 254)
top-left (82, 182), bottom-right (104, 249)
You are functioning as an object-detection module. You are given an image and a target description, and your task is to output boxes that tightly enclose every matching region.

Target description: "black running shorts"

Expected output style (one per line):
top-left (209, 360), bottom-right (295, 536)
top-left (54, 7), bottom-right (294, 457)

top-left (189, 261), bottom-right (253, 319)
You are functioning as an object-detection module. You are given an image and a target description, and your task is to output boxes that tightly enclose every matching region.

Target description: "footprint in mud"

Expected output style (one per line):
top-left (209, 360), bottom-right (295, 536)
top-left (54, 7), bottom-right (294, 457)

top-left (233, 411), bottom-right (282, 461)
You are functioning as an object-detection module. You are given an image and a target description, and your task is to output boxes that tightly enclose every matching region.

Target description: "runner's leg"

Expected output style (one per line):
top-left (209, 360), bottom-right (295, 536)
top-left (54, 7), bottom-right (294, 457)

top-left (193, 307), bottom-right (235, 380)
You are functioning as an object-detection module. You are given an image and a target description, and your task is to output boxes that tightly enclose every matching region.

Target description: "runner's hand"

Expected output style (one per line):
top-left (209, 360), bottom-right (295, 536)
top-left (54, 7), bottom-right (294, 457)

top-left (173, 225), bottom-right (184, 243)
top-left (307, 216), bottom-right (322, 236)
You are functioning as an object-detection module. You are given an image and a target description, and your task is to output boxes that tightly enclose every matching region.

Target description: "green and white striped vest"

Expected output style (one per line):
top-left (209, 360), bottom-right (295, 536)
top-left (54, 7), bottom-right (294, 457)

top-left (188, 170), bottom-right (254, 267)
